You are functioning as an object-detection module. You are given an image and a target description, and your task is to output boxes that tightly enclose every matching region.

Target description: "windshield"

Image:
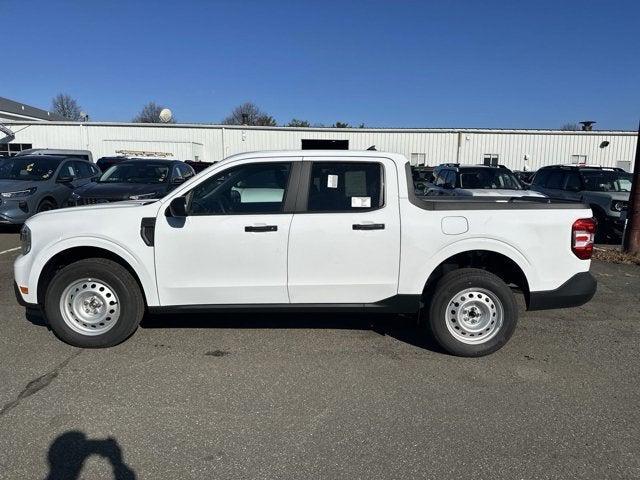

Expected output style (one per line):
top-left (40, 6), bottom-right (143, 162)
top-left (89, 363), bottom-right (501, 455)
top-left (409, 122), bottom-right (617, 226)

top-left (0, 156), bottom-right (60, 181)
top-left (582, 170), bottom-right (632, 192)
top-left (459, 168), bottom-right (522, 190)
top-left (99, 162), bottom-right (170, 184)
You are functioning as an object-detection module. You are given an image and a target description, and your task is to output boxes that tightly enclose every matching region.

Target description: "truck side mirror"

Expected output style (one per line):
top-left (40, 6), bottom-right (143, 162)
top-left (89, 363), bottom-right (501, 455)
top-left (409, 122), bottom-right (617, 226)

top-left (168, 196), bottom-right (188, 217)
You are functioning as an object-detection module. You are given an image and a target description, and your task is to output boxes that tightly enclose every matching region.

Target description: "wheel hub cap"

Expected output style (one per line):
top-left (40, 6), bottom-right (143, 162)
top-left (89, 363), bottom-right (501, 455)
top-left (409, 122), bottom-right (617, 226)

top-left (445, 288), bottom-right (504, 345)
top-left (60, 278), bottom-right (120, 336)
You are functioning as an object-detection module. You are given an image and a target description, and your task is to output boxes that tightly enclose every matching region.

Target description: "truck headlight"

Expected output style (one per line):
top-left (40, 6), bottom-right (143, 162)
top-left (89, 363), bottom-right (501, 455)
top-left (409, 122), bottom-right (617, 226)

top-left (1, 187), bottom-right (37, 198)
top-left (129, 192), bottom-right (158, 200)
top-left (611, 201), bottom-right (627, 212)
top-left (20, 225), bottom-right (31, 255)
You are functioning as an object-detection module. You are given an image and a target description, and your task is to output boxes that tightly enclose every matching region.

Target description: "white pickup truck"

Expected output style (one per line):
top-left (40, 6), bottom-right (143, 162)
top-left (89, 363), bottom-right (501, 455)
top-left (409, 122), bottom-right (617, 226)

top-left (14, 151), bottom-right (597, 356)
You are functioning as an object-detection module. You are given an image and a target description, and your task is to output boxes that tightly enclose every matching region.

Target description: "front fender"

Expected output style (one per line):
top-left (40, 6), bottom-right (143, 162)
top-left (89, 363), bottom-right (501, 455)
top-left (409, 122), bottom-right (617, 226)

top-left (28, 235), bottom-right (159, 307)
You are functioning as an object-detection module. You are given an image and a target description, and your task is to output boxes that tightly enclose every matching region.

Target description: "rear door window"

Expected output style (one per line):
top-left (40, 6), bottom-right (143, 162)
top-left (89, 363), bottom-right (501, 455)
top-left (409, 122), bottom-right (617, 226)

top-left (73, 161), bottom-right (94, 178)
top-left (532, 169), bottom-right (550, 186)
top-left (545, 170), bottom-right (566, 189)
top-left (307, 162), bottom-right (383, 212)
top-left (176, 163), bottom-right (195, 179)
top-left (59, 161), bottom-right (79, 179)
top-left (565, 172), bottom-right (582, 191)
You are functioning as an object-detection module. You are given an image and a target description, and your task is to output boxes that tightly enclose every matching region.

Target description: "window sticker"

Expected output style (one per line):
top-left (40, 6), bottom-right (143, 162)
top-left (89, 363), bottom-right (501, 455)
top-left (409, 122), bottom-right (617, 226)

top-left (351, 196), bottom-right (371, 208)
top-left (327, 174), bottom-right (338, 189)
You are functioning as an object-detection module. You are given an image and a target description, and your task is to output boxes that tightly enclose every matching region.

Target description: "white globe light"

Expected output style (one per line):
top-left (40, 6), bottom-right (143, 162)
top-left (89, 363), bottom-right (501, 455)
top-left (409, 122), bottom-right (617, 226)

top-left (159, 108), bottom-right (172, 123)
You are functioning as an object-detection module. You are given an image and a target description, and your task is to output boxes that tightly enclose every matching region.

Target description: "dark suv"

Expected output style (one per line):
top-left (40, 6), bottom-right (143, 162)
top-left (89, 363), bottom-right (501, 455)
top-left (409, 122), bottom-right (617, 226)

top-left (529, 165), bottom-right (632, 242)
top-left (425, 164), bottom-right (545, 198)
top-left (69, 159), bottom-right (195, 205)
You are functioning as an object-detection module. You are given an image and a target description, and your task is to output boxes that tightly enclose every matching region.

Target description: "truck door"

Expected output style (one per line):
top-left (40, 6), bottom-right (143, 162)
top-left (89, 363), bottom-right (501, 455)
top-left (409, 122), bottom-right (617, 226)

top-left (287, 157), bottom-right (401, 304)
top-left (154, 159), bottom-right (299, 306)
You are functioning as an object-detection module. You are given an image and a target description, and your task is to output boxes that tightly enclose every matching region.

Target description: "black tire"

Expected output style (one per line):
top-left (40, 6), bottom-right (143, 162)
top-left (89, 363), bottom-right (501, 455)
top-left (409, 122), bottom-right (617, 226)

top-left (44, 258), bottom-right (145, 348)
top-left (426, 268), bottom-right (518, 357)
top-left (37, 199), bottom-right (56, 213)
top-left (591, 207), bottom-right (606, 244)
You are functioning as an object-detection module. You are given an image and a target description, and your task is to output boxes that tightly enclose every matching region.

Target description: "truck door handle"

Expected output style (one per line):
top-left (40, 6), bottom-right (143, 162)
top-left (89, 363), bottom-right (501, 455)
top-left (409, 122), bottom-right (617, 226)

top-left (244, 225), bottom-right (278, 232)
top-left (352, 223), bottom-right (385, 230)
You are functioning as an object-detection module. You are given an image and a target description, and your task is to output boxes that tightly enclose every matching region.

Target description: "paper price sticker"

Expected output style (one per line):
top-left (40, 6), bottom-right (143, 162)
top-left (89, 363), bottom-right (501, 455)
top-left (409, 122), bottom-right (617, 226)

top-left (351, 196), bottom-right (371, 208)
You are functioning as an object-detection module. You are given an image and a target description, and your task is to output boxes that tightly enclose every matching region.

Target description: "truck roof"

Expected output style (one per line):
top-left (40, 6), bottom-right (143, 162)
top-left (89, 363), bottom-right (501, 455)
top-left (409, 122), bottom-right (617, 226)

top-left (220, 150), bottom-right (407, 166)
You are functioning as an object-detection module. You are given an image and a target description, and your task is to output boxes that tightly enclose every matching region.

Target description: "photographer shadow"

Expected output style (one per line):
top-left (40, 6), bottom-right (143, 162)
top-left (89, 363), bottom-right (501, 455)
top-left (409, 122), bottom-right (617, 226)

top-left (44, 431), bottom-right (136, 480)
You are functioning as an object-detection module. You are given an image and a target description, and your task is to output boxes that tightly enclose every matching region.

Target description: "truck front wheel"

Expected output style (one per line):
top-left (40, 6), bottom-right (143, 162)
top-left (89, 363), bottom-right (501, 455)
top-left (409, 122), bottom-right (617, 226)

top-left (427, 268), bottom-right (518, 357)
top-left (44, 258), bottom-right (145, 348)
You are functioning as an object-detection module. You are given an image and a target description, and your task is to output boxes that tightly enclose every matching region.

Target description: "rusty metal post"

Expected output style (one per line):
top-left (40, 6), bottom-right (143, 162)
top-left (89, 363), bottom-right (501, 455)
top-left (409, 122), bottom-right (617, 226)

top-left (623, 120), bottom-right (640, 254)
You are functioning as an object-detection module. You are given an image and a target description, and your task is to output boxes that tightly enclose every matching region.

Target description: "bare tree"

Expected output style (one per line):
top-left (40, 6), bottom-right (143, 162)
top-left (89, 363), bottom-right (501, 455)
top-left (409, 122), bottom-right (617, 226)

top-left (51, 93), bottom-right (83, 120)
top-left (333, 121), bottom-right (350, 128)
top-left (560, 122), bottom-right (580, 131)
top-left (132, 102), bottom-right (175, 123)
top-left (222, 102), bottom-right (276, 126)
top-left (256, 115), bottom-right (277, 126)
top-left (287, 118), bottom-right (311, 127)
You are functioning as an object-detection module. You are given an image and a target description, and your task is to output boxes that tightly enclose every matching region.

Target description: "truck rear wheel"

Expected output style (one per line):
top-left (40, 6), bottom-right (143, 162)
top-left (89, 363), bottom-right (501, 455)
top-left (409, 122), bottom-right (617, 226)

top-left (44, 258), bottom-right (144, 348)
top-left (427, 268), bottom-right (518, 357)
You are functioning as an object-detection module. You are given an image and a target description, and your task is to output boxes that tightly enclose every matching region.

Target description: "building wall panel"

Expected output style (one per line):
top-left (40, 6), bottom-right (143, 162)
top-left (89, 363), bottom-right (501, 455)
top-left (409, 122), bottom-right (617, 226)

top-left (3, 122), bottom-right (636, 172)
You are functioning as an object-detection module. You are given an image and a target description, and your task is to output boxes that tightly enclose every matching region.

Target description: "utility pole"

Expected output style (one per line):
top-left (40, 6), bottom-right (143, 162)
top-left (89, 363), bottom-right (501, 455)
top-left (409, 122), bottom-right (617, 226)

top-left (623, 119), bottom-right (640, 254)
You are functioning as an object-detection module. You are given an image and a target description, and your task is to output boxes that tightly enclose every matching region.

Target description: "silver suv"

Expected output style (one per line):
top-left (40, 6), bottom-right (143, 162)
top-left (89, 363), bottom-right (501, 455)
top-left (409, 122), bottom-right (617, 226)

top-left (529, 165), bottom-right (631, 242)
top-left (0, 155), bottom-right (100, 224)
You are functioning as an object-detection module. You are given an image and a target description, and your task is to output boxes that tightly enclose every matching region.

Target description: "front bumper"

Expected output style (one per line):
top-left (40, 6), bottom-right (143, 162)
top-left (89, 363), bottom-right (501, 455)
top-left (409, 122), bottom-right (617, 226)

top-left (0, 204), bottom-right (31, 224)
top-left (14, 252), bottom-right (39, 305)
top-left (528, 272), bottom-right (597, 311)
top-left (14, 281), bottom-right (38, 308)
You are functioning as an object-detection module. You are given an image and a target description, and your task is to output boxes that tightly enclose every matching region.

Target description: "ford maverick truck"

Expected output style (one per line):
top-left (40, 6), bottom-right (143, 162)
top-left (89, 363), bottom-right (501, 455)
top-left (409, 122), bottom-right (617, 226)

top-left (14, 151), bottom-right (597, 356)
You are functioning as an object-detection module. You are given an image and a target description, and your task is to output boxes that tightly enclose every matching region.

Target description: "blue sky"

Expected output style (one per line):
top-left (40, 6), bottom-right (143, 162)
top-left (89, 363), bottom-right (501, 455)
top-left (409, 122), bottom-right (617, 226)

top-left (3, 0), bottom-right (639, 129)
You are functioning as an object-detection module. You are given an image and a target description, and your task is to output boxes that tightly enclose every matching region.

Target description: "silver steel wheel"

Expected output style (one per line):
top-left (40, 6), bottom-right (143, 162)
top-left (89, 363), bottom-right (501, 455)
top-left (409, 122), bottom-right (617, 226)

top-left (445, 288), bottom-right (504, 345)
top-left (59, 278), bottom-right (120, 336)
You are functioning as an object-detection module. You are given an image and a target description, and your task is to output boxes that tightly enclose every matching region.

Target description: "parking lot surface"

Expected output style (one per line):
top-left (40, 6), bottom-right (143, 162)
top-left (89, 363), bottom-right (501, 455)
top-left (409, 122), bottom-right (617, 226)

top-left (0, 230), bottom-right (639, 479)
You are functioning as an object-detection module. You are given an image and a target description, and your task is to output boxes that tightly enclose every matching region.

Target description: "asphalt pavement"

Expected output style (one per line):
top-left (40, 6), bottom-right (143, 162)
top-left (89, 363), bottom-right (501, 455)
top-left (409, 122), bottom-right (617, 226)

top-left (0, 229), bottom-right (638, 479)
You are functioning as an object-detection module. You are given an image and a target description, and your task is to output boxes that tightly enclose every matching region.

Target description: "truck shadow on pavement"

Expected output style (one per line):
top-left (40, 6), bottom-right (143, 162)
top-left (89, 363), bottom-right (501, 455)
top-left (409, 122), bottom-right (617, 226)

top-left (44, 430), bottom-right (136, 480)
top-left (141, 312), bottom-right (446, 354)
top-left (23, 309), bottom-right (445, 353)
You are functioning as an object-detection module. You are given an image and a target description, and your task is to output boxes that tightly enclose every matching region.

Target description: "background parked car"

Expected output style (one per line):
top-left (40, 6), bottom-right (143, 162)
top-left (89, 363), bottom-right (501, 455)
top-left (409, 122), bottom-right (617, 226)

top-left (411, 165), bottom-right (435, 194)
top-left (425, 164), bottom-right (546, 198)
top-left (184, 160), bottom-right (214, 174)
top-left (0, 155), bottom-right (100, 223)
top-left (16, 148), bottom-right (93, 162)
top-left (513, 170), bottom-right (535, 186)
top-left (96, 156), bottom-right (129, 172)
top-left (69, 159), bottom-right (195, 205)
top-left (529, 165), bottom-right (631, 242)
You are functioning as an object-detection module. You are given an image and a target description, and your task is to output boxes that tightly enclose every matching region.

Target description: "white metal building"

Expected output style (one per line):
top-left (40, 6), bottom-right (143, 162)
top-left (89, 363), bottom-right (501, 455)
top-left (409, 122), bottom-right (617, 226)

top-left (0, 121), bottom-right (636, 172)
